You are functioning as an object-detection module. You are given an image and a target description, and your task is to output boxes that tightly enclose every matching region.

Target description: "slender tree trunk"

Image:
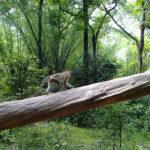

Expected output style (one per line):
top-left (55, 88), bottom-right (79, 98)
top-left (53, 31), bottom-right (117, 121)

top-left (138, 0), bottom-right (146, 73)
top-left (55, 4), bottom-right (61, 72)
top-left (53, 39), bottom-right (59, 72)
top-left (90, 2), bottom-right (117, 82)
top-left (103, 2), bottom-right (146, 73)
top-left (92, 35), bottom-right (97, 65)
top-left (92, 35), bottom-right (97, 82)
top-left (51, 4), bottom-right (61, 73)
top-left (51, 33), bottom-right (60, 72)
top-left (16, 1), bottom-right (37, 44)
top-left (112, 142), bottom-right (116, 150)
top-left (37, 0), bottom-right (45, 68)
top-left (0, 132), bottom-right (2, 139)
top-left (83, 0), bottom-right (89, 84)
top-left (119, 117), bottom-right (122, 148)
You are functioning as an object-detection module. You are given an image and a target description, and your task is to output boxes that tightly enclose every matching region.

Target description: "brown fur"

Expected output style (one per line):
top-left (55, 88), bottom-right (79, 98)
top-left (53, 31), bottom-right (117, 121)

top-left (46, 71), bottom-right (72, 93)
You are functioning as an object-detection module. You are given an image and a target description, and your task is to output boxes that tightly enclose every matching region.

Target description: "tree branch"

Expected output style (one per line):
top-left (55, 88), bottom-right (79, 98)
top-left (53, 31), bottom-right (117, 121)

top-left (0, 71), bottom-right (150, 131)
top-left (60, 10), bottom-right (82, 33)
top-left (89, 0), bottom-right (117, 39)
top-left (0, 9), bottom-right (10, 15)
top-left (102, 4), bottom-right (139, 45)
top-left (95, 1), bottom-right (118, 39)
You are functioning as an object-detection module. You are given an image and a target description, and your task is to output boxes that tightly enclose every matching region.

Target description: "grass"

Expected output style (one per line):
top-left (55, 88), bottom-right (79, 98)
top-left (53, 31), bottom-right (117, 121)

top-left (0, 122), bottom-right (150, 150)
top-left (67, 126), bottom-right (102, 150)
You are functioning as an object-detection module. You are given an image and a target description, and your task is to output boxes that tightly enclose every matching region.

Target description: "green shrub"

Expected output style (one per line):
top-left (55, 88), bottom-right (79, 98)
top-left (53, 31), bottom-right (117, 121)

top-left (0, 53), bottom-right (49, 100)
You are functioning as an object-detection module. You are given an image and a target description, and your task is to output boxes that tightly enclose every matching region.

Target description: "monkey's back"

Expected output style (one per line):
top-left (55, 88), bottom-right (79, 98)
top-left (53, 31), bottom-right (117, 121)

top-left (50, 71), bottom-right (70, 82)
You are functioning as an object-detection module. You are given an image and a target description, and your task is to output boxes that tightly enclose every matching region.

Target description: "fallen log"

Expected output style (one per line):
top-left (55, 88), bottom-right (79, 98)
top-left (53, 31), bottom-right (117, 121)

top-left (0, 71), bottom-right (150, 131)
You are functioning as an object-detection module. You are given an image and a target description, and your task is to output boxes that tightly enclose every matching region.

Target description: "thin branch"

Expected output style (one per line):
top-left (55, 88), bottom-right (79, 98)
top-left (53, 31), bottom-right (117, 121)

top-left (89, 1), bottom-right (117, 39)
top-left (60, 5), bottom-right (81, 17)
top-left (6, 14), bottom-right (34, 54)
top-left (96, 1), bottom-right (117, 39)
top-left (102, 4), bottom-right (139, 45)
top-left (60, 10), bottom-right (82, 33)
top-left (0, 9), bottom-right (11, 15)
top-left (15, 0), bottom-right (38, 44)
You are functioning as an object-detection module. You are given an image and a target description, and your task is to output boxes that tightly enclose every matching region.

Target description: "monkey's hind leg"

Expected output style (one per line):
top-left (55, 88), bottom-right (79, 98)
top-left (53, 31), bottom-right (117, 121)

top-left (59, 82), bottom-right (64, 91)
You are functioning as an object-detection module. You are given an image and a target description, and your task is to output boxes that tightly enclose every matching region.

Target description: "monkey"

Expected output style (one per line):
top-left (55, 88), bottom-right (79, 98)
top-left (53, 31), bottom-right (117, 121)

top-left (40, 70), bottom-right (73, 93)
top-left (46, 70), bottom-right (73, 93)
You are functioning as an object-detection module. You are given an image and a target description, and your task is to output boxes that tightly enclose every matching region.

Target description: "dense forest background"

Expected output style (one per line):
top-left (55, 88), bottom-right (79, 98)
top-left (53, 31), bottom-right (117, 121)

top-left (0, 0), bottom-right (150, 149)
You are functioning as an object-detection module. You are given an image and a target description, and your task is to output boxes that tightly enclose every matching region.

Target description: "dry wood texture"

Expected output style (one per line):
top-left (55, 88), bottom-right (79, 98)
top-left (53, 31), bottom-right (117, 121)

top-left (0, 71), bottom-right (150, 131)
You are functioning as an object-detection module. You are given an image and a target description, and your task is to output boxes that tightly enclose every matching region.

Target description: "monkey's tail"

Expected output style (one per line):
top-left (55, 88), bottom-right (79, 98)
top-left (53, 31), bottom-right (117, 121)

top-left (32, 75), bottom-right (50, 97)
top-left (40, 75), bottom-right (50, 88)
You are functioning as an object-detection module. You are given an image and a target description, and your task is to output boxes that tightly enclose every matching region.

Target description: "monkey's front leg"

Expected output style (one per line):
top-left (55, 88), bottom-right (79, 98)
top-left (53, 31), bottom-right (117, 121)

top-left (66, 83), bottom-right (73, 89)
top-left (46, 82), bottom-right (51, 93)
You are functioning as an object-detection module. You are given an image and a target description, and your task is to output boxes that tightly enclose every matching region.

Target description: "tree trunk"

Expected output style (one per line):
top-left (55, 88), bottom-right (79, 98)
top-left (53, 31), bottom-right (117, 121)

top-left (37, 0), bottom-right (45, 68)
top-left (51, 4), bottom-right (61, 73)
top-left (52, 37), bottom-right (60, 72)
top-left (92, 35), bottom-right (97, 82)
top-left (83, 0), bottom-right (89, 84)
top-left (138, 0), bottom-right (146, 73)
top-left (92, 35), bottom-right (97, 61)
top-left (103, 2), bottom-right (146, 73)
top-left (0, 71), bottom-right (150, 131)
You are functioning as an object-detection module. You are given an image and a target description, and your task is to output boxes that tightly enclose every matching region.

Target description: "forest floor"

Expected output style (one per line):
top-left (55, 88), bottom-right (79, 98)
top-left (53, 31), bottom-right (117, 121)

top-left (0, 122), bottom-right (149, 150)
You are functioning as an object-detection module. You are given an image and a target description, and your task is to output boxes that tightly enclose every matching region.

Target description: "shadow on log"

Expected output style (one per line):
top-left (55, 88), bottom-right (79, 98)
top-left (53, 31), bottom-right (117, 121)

top-left (0, 71), bottom-right (150, 131)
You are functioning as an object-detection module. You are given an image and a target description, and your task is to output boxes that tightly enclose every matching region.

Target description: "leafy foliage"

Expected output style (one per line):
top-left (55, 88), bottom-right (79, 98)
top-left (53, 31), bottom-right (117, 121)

top-left (72, 54), bottom-right (118, 86)
top-left (0, 53), bottom-right (48, 100)
top-left (0, 0), bottom-right (150, 149)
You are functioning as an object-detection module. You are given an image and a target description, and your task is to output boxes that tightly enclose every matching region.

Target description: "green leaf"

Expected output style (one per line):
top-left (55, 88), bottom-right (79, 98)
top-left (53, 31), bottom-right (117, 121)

top-left (135, 0), bottom-right (143, 6)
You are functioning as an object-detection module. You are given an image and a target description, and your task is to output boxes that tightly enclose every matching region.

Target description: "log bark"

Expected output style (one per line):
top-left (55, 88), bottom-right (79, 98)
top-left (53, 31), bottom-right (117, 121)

top-left (0, 71), bottom-right (150, 131)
